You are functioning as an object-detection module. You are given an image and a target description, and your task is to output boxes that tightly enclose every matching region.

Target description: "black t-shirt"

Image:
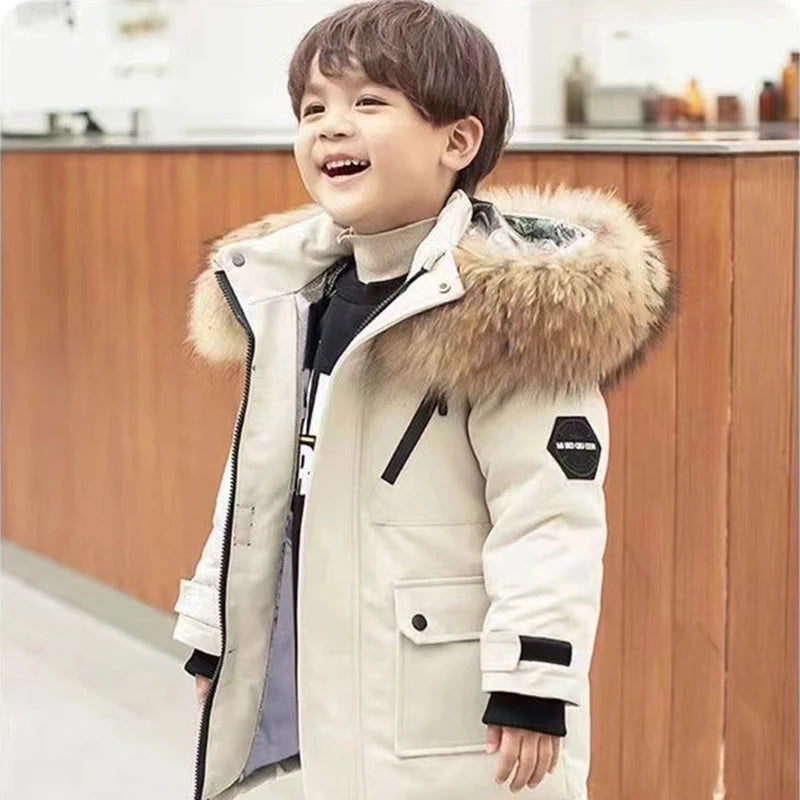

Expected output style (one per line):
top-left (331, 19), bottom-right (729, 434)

top-left (289, 257), bottom-right (407, 632)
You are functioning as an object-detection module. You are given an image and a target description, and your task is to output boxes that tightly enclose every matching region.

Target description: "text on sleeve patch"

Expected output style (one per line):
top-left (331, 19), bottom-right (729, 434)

top-left (546, 416), bottom-right (601, 480)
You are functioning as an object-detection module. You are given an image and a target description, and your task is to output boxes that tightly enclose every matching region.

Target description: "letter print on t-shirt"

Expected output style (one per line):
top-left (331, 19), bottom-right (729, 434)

top-left (296, 370), bottom-right (334, 499)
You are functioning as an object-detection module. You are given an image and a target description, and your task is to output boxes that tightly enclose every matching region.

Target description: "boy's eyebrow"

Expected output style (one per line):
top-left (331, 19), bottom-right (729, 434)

top-left (304, 75), bottom-right (375, 97)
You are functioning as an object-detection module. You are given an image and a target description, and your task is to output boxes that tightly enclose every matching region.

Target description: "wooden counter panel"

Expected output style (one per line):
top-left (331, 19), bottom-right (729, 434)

top-left (672, 157), bottom-right (734, 799)
top-left (623, 156), bottom-right (682, 800)
top-left (727, 155), bottom-right (798, 800)
top-left (0, 151), bottom-right (294, 609)
top-left (785, 214), bottom-right (799, 800)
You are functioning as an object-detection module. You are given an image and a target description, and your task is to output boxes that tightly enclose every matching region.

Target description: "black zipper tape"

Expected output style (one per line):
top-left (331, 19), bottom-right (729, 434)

top-left (381, 389), bottom-right (447, 485)
top-left (350, 262), bottom-right (426, 342)
top-left (193, 271), bottom-right (255, 800)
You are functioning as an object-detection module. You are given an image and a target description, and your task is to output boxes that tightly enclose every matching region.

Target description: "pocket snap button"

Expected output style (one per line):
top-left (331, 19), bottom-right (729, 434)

top-left (232, 252), bottom-right (245, 267)
top-left (438, 282), bottom-right (450, 293)
top-left (411, 613), bottom-right (428, 631)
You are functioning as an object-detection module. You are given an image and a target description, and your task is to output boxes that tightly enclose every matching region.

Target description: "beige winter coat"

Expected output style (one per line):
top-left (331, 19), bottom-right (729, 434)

top-left (172, 184), bottom-right (675, 800)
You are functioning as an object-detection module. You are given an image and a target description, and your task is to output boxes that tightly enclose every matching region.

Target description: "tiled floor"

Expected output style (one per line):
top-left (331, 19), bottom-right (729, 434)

top-left (1, 571), bottom-right (198, 798)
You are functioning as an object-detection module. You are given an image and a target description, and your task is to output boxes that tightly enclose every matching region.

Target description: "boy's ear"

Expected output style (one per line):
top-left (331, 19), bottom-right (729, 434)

top-left (441, 115), bottom-right (484, 173)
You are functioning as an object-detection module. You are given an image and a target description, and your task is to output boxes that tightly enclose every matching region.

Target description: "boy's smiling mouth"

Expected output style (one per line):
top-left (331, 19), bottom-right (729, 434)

top-left (321, 161), bottom-right (372, 185)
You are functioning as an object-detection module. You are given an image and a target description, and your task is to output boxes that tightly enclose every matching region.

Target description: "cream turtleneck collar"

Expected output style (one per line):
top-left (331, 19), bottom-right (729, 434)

top-left (336, 215), bottom-right (438, 284)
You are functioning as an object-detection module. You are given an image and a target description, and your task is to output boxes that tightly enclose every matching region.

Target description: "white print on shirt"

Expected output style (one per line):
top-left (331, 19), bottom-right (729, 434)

top-left (296, 371), bottom-right (333, 498)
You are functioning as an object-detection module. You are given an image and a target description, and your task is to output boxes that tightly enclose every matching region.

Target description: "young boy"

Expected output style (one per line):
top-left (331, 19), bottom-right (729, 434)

top-left (172, 1), bottom-right (675, 799)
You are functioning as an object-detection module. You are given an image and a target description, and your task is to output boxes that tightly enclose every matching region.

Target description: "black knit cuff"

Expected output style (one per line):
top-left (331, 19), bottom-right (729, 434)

top-left (183, 649), bottom-right (219, 679)
top-left (481, 691), bottom-right (567, 737)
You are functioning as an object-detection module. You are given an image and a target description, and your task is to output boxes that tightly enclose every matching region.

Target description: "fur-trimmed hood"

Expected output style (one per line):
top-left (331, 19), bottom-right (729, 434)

top-left (186, 183), bottom-right (677, 404)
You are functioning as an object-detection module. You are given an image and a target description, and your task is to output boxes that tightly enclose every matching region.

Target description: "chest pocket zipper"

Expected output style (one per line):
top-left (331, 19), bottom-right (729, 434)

top-left (381, 390), bottom-right (448, 485)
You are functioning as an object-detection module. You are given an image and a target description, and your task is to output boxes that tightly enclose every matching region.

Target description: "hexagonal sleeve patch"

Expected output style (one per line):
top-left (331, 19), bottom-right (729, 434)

top-left (546, 416), bottom-right (601, 480)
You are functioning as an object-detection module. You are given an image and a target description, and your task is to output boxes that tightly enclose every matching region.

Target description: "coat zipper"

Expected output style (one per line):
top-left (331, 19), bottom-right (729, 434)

top-left (348, 260), bottom-right (429, 342)
top-left (192, 271), bottom-right (255, 800)
top-left (380, 389), bottom-right (448, 485)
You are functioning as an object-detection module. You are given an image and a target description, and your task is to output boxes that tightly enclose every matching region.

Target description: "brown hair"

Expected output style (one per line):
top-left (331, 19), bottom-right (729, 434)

top-left (286, 0), bottom-right (514, 196)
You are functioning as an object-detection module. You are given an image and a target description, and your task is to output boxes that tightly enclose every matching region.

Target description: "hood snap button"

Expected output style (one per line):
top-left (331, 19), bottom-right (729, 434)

top-left (232, 252), bottom-right (245, 267)
top-left (411, 613), bottom-right (428, 631)
top-left (438, 282), bottom-right (450, 293)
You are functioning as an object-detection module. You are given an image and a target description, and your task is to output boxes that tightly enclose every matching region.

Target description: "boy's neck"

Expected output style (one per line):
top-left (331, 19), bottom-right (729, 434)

top-left (336, 215), bottom-right (438, 284)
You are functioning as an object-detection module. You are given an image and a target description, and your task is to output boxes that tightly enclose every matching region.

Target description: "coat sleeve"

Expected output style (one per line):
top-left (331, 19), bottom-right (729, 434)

top-left (171, 446), bottom-right (234, 657)
top-left (466, 384), bottom-right (609, 708)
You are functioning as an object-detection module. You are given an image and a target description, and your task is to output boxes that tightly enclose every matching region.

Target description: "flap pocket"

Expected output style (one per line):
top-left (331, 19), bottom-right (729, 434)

top-left (392, 574), bottom-right (490, 758)
top-left (393, 575), bottom-right (488, 645)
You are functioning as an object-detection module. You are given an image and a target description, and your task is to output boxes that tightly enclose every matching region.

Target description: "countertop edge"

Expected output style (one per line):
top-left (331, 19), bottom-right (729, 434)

top-left (2, 131), bottom-right (799, 155)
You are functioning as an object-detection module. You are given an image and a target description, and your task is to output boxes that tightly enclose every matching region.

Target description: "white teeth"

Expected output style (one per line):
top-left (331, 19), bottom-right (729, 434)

top-left (325, 158), bottom-right (369, 170)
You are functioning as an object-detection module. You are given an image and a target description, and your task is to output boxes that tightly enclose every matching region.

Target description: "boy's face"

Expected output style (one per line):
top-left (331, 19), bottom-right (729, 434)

top-left (293, 53), bottom-right (467, 234)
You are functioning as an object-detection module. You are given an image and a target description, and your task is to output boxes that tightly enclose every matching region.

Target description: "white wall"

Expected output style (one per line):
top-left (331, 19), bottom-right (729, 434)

top-left (1, 0), bottom-right (798, 134)
top-left (163, 1), bottom-right (341, 132)
top-left (1, 0), bottom-right (171, 115)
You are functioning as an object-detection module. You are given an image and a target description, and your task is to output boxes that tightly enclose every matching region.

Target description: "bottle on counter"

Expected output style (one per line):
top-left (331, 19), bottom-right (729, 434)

top-left (716, 95), bottom-right (743, 128)
top-left (564, 54), bottom-right (592, 126)
top-left (641, 83), bottom-right (659, 126)
top-left (780, 50), bottom-right (799, 122)
top-left (684, 77), bottom-right (706, 125)
top-left (759, 80), bottom-right (780, 122)
top-left (653, 94), bottom-right (670, 126)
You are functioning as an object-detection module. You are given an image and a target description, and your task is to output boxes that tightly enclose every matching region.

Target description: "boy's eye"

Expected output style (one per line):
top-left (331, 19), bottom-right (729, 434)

top-left (301, 97), bottom-right (384, 117)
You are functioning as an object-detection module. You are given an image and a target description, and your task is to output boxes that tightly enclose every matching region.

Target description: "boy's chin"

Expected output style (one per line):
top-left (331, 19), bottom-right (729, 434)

top-left (310, 183), bottom-right (396, 233)
top-left (315, 195), bottom-right (371, 229)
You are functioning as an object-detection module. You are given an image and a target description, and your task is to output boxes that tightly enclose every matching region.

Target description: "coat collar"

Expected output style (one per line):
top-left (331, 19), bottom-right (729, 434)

top-left (187, 184), bottom-right (677, 405)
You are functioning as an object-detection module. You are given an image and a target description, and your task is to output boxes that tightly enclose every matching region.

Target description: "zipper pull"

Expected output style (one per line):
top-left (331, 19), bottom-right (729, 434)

top-left (437, 393), bottom-right (448, 416)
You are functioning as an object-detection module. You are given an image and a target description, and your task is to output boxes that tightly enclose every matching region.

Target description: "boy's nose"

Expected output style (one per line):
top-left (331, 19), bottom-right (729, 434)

top-left (318, 116), bottom-right (356, 139)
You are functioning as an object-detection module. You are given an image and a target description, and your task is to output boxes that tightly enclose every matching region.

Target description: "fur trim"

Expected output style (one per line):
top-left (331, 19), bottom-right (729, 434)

top-left (185, 201), bottom-right (322, 367)
top-left (186, 184), bottom-right (677, 404)
top-left (370, 183), bottom-right (677, 403)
